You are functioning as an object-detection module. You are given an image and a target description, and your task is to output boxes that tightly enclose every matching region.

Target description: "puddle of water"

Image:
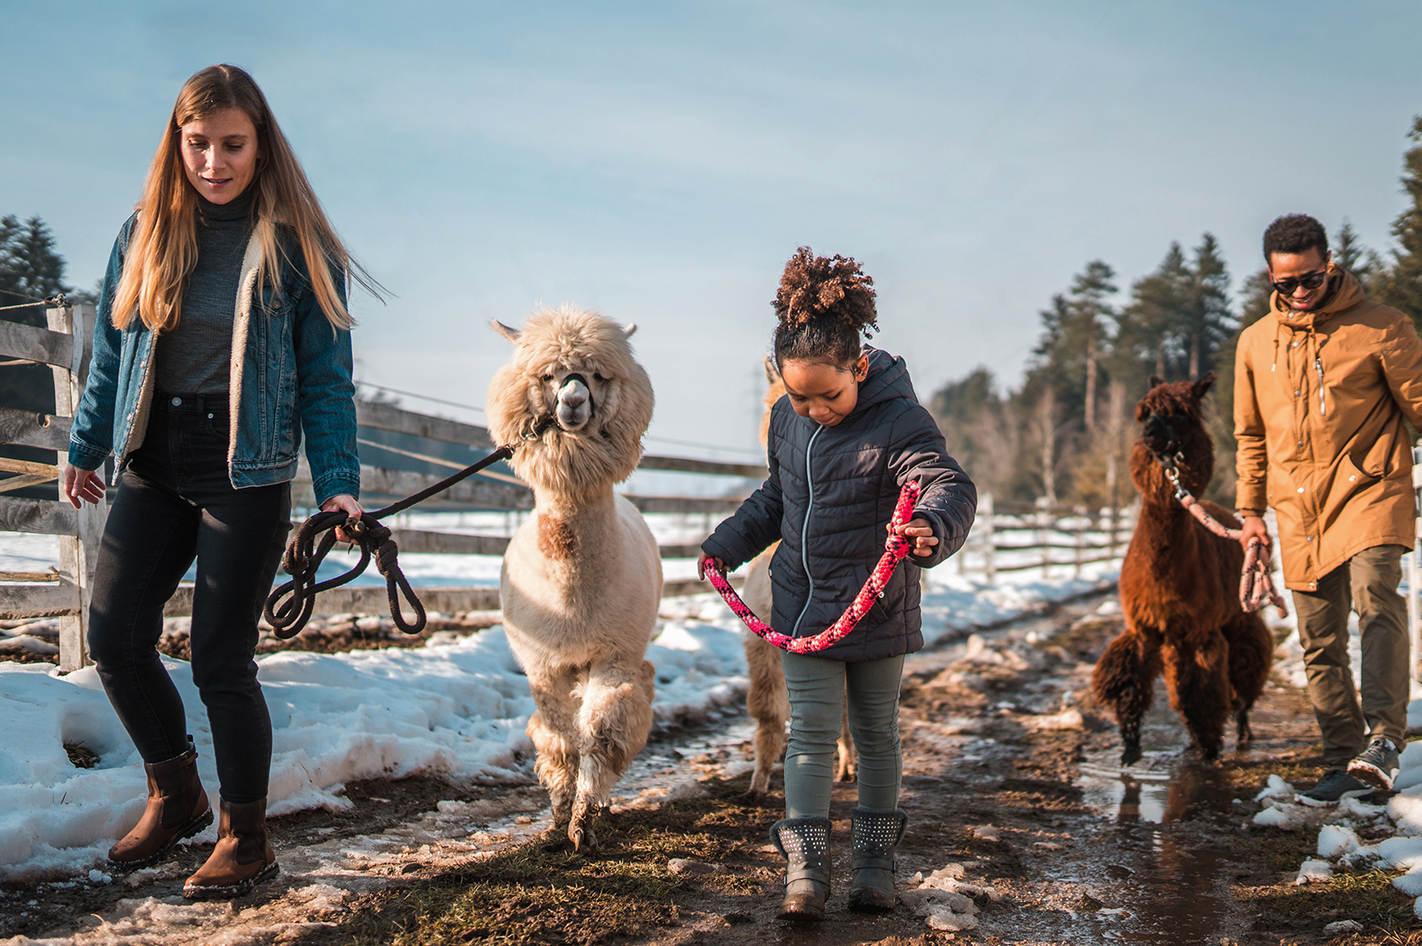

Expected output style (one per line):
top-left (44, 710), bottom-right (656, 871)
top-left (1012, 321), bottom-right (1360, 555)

top-left (1079, 701), bottom-right (1243, 943)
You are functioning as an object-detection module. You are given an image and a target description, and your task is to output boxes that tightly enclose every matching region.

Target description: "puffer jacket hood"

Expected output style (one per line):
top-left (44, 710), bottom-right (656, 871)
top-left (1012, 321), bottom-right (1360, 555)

top-left (1235, 265), bottom-right (1422, 590)
top-left (703, 348), bottom-right (976, 661)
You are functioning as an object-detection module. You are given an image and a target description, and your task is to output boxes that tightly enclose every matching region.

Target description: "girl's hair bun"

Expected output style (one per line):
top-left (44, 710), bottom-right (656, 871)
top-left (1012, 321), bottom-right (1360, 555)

top-left (773, 246), bottom-right (879, 338)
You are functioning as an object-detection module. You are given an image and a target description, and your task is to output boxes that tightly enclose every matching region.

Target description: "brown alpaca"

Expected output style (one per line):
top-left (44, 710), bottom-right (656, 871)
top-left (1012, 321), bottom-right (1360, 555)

top-left (1092, 374), bottom-right (1274, 764)
top-left (741, 357), bottom-right (856, 796)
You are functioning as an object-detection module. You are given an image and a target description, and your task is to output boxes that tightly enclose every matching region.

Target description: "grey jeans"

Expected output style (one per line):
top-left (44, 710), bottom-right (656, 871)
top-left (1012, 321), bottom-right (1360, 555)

top-left (1292, 544), bottom-right (1410, 766)
top-left (780, 650), bottom-right (905, 819)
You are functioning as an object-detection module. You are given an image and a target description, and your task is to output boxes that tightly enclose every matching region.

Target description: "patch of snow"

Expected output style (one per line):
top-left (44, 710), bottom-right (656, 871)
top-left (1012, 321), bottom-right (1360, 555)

top-left (1294, 858), bottom-right (1333, 884)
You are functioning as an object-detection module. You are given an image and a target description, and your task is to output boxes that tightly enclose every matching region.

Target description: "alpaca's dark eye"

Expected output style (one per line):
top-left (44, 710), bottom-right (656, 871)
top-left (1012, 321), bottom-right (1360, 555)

top-left (541, 374), bottom-right (554, 382)
top-left (594, 373), bottom-right (608, 382)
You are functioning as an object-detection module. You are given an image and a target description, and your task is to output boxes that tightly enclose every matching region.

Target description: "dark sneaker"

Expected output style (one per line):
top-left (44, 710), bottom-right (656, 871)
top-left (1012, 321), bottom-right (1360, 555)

top-left (1296, 768), bottom-right (1375, 807)
top-left (1348, 737), bottom-right (1402, 791)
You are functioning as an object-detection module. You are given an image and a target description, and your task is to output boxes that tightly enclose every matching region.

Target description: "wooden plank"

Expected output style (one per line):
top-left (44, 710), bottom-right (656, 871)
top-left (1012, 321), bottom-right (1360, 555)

top-left (0, 570), bottom-right (59, 582)
top-left (387, 529), bottom-right (510, 556)
top-left (0, 474), bottom-right (56, 494)
top-left (165, 585), bottom-right (504, 618)
top-left (0, 582), bottom-right (80, 619)
top-left (657, 544), bottom-right (706, 559)
top-left (0, 408), bottom-right (69, 450)
top-left (359, 465), bottom-right (533, 510)
top-left (0, 496), bottom-right (76, 535)
top-left (0, 457), bottom-right (58, 476)
top-left (356, 400), bottom-right (493, 449)
top-left (637, 454), bottom-right (766, 478)
top-left (50, 304), bottom-right (103, 672)
top-left (623, 494), bottom-right (744, 514)
top-left (661, 576), bottom-right (742, 598)
top-left (0, 320), bottom-right (72, 368)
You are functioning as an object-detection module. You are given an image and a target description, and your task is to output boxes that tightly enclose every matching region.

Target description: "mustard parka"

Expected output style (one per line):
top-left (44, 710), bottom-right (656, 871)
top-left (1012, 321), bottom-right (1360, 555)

top-left (1234, 265), bottom-right (1422, 591)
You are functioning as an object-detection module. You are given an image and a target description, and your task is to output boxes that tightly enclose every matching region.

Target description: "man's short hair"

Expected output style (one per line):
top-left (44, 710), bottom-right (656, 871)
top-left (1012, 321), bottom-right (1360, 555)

top-left (1263, 214), bottom-right (1329, 261)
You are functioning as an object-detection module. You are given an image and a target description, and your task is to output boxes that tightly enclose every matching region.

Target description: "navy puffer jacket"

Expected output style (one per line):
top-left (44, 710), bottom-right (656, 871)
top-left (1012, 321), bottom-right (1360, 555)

top-left (702, 348), bottom-right (976, 661)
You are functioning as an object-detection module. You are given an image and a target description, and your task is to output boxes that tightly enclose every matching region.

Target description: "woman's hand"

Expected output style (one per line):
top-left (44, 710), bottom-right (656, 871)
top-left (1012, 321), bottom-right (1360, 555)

top-left (893, 517), bottom-right (939, 557)
top-left (320, 494), bottom-right (364, 544)
top-left (697, 552), bottom-right (727, 581)
top-left (62, 464), bottom-right (106, 509)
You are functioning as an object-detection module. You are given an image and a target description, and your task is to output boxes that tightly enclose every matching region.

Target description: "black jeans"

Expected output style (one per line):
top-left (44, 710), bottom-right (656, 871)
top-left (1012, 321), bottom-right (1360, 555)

top-left (88, 393), bottom-right (291, 804)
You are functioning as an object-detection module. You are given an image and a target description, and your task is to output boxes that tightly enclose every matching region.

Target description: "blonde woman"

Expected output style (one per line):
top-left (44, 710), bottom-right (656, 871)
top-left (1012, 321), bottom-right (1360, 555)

top-left (63, 64), bottom-right (371, 898)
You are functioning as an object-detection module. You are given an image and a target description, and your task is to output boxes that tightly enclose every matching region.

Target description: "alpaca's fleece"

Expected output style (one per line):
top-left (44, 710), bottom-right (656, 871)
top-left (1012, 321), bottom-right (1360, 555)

top-left (488, 305), bottom-right (660, 851)
top-left (1092, 375), bottom-right (1273, 765)
top-left (487, 306), bottom-right (654, 501)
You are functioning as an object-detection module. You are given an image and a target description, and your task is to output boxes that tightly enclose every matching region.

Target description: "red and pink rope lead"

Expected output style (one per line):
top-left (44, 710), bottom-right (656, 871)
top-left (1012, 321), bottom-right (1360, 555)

top-left (704, 480), bottom-right (921, 654)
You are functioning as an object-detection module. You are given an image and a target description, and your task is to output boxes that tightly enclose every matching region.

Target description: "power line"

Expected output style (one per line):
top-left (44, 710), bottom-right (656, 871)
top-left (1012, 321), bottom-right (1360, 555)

top-left (357, 383), bottom-right (485, 413)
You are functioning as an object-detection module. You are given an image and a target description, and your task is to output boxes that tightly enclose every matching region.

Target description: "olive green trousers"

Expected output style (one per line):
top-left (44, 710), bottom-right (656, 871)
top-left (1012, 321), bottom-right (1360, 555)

top-left (1291, 544), bottom-right (1410, 766)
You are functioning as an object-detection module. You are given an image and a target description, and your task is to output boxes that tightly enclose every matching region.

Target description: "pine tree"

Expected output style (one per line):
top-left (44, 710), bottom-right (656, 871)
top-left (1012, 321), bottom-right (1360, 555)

top-left (1335, 220), bottom-right (1383, 291)
top-left (1185, 234), bottom-right (1234, 380)
top-left (1378, 116), bottom-right (1422, 327)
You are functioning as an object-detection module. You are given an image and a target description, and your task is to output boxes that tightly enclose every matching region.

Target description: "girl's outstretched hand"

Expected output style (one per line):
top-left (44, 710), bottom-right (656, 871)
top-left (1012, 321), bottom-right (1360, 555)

top-left (697, 552), bottom-right (726, 581)
top-left (62, 464), bottom-right (106, 508)
top-left (893, 517), bottom-right (939, 557)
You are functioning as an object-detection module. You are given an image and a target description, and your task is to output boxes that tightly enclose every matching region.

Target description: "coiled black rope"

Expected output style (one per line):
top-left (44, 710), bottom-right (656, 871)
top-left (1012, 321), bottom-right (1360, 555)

top-left (263, 419), bottom-right (550, 639)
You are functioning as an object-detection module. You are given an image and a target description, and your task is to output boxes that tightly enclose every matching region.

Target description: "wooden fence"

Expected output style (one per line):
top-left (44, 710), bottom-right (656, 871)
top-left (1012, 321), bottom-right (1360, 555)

top-left (0, 304), bottom-right (767, 672)
top-left (955, 491), bottom-right (1136, 582)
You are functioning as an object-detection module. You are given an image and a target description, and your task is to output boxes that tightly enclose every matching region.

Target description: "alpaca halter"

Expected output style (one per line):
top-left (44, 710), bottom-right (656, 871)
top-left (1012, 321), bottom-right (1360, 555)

top-left (1155, 453), bottom-right (1289, 618)
top-left (704, 480), bottom-right (921, 653)
top-left (264, 417), bottom-right (554, 638)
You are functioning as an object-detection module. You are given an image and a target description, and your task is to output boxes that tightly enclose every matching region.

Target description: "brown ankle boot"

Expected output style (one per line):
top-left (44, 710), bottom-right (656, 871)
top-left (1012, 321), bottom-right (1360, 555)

top-left (109, 744), bottom-right (212, 869)
top-left (183, 799), bottom-right (278, 899)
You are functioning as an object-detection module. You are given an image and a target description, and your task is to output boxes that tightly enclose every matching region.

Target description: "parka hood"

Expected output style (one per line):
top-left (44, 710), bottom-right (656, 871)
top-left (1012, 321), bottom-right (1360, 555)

top-left (849, 347), bottom-right (916, 419)
top-left (1271, 264), bottom-right (1367, 331)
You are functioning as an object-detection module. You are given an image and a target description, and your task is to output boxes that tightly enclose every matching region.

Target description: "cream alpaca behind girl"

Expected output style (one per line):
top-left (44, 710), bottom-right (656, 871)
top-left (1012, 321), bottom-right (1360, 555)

top-left (487, 307), bottom-right (660, 851)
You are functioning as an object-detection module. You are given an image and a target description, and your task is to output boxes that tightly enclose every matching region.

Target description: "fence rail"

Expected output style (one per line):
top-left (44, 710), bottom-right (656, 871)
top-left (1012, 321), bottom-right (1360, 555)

top-left (955, 492), bottom-right (1136, 582)
top-left (0, 306), bottom-right (768, 670)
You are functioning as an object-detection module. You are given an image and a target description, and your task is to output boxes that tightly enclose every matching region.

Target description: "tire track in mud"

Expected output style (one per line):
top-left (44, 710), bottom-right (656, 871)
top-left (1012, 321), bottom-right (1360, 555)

top-left (1, 592), bottom-right (1327, 946)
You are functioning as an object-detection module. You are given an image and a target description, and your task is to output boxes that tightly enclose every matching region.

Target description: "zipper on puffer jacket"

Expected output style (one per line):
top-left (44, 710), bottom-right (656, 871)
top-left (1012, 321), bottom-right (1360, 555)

top-left (792, 424), bottom-right (825, 638)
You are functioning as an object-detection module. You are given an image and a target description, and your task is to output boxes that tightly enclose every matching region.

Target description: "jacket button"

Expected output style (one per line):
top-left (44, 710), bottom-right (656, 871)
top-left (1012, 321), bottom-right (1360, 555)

top-left (1297, 487), bottom-right (1304, 493)
top-left (1295, 390), bottom-right (1301, 397)
top-left (1306, 536), bottom-right (1313, 542)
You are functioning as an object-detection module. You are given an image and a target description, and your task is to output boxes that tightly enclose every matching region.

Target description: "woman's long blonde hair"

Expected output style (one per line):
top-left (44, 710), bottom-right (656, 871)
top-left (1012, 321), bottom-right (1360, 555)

top-left (112, 64), bottom-right (376, 332)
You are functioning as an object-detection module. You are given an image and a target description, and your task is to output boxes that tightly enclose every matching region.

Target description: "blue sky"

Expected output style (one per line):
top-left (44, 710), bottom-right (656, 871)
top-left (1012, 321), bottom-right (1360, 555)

top-left (3, 1), bottom-right (1421, 457)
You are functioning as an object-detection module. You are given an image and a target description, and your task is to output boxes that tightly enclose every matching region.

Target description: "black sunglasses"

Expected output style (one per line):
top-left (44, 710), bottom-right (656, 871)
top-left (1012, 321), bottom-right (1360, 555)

top-left (1271, 270), bottom-right (1328, 295)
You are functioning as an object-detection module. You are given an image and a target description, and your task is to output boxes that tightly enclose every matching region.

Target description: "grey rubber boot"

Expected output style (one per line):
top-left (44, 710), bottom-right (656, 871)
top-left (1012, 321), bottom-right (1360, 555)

top-left (848, 807), bottom-right (907, 913)
top-left (769, 817), bottom-right (832, 921)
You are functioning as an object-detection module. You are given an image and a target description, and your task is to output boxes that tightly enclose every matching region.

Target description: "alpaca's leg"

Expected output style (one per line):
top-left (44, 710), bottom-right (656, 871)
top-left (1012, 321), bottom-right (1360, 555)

top-left (744, 633), bottom-right (790, 796)
top-left (1162, 632), bottom-right (1231, 761)
top-left (525, 664), bottom-right (582, 840)
top-left (1092, 627), bottom-right (1162, 766)
top-left (569, 656), bottom-right (656, 851)
top-left (835, 693), bottom-right (858, 783)
top-left (1223, 612), bottom-right (1274, 747)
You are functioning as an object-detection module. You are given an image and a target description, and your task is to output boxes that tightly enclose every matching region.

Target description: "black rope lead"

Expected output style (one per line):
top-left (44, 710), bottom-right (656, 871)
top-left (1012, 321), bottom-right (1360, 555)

top-left (263, 419), bottom-right (551, 639)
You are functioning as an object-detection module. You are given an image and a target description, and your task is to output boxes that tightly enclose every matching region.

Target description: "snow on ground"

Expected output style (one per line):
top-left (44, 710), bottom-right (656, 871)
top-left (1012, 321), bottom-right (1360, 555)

top-left (0, 525), bottom-right (1114, 883)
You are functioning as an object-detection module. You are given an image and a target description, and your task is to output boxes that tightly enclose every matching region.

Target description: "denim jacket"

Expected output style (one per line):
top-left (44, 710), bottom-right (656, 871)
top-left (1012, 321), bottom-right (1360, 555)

top-left (69, 214), bottom-right (360, 505)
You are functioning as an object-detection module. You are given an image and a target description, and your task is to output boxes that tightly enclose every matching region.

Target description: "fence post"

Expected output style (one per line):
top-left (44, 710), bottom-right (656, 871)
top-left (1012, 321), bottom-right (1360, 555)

top-left (981, 491), bottom-right (996, 583)
top-left (48, 303), bottom-right (104, 672)
top-left (1035, 496), bottom-right (1051, 579)
top-left (1074, 504), bottom-right (1086, 579)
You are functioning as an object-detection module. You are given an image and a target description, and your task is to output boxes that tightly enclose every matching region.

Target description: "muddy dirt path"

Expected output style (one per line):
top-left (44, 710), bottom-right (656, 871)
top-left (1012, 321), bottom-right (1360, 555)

top-left (0, 592), bottom-right (1394, 946)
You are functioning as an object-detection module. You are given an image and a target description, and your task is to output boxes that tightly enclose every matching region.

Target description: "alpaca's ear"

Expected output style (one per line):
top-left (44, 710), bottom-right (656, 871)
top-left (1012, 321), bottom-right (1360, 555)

top-left (491, 320), bottom-right (521, 343)
top-left (1148, 375), bottom-right (1166, 390)
top-left (1134, 398), bottom-right (1150, 423)
top-left (763, 355), bottom-right (780, 385)
top-left (1193, 372), bottom-right (1217, 400)
top-left (623, 323), bottom-right (637, 338)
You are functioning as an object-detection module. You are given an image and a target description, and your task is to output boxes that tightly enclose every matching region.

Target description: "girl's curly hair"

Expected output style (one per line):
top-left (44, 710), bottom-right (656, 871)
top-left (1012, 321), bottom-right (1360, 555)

top-left (772, 247), bottom-right (879, 368)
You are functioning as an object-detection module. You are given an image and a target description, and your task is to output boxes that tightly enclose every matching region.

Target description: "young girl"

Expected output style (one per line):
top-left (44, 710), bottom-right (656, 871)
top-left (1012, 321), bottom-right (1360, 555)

top-left (699, 248), bottom-right (975, 921)
top-left (63, 64), bottom-right (370, 899)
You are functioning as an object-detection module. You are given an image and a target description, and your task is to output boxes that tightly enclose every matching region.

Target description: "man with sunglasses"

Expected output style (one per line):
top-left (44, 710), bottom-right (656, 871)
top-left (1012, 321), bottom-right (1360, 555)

top-left (1235, 213), bottom-right (1422, 806)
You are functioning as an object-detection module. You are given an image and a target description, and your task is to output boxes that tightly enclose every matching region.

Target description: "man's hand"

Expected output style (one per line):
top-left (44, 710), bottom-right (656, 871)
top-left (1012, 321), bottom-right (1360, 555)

top-left (697, 552), bottom-right (727, 581)
top-left (1240, 515), bottom-right (1271, 551)
top-left (320, 494), bottom-right (364, 544)
top-left (894, 517), bottom-right (940, 557)
top-left (62, 464), bottom-right (106, 509)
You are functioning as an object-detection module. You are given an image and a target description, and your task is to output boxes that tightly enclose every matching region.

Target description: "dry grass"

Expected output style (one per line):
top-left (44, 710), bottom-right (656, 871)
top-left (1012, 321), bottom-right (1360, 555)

top-left (331, 779), bottom-right (775, 946)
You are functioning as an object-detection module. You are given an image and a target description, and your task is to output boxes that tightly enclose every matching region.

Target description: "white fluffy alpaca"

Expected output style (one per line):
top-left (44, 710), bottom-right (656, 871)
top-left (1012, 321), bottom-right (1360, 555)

top-left (487, 307), bottom-right (661, 851)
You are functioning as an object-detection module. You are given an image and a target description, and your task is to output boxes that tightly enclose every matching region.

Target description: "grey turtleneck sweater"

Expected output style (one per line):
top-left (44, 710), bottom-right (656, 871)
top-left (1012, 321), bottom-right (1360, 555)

top-left (154, 188), bottom-right (255, 395)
